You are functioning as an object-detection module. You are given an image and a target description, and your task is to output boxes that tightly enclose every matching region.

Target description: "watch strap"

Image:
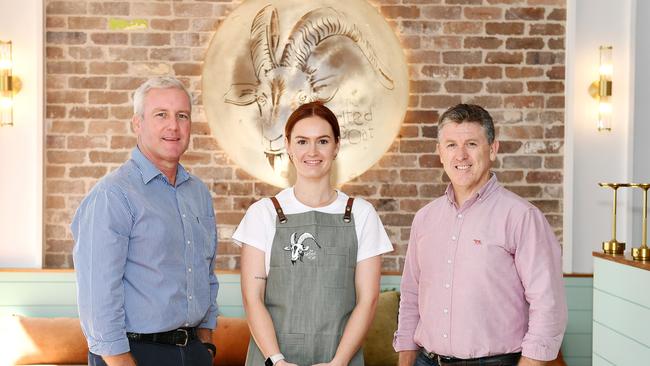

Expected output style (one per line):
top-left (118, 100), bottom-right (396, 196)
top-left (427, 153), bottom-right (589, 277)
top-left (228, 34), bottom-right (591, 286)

top-left (203, 342), bottom-right (216, 357)
top-left (266, 353), bottom-right (284, 366)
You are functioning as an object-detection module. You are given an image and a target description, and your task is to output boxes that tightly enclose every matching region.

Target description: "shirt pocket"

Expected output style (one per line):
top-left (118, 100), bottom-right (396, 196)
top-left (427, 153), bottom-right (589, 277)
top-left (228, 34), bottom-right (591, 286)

top-left (477, 234), bottom-right (513, 258)
top-left (196, 215), bottom-right (217, 259)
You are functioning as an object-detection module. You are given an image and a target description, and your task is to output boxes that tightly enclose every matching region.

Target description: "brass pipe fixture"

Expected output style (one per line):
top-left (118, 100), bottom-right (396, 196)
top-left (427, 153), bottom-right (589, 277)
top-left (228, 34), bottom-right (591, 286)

top-left (630, 183), bottom-right (650, 261)
top-left (598, 182), bottom-right (629, 254)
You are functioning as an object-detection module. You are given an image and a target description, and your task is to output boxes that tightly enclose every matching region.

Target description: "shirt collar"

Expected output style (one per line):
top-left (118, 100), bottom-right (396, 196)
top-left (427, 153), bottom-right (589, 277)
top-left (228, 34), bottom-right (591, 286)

top-left (131, 147), bottom-right (190, 186)
top-left (445, 173), bottom-right (499, 206)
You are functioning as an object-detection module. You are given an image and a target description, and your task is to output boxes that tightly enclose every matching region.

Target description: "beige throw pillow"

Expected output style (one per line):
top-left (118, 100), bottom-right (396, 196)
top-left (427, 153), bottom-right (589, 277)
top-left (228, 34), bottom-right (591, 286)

top-left (363, 291), bottom-right (399, 366)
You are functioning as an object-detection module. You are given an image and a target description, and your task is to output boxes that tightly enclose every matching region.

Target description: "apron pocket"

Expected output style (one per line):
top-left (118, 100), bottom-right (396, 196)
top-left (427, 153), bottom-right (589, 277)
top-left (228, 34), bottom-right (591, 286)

top-left (278, 333), bottom-right (305, 344)
top-left (323, 247), bottom-right (350, 288)
top-left (324, 246), bottom-right (349, 263)
top-left (277, 333), bottom-right (305, 362)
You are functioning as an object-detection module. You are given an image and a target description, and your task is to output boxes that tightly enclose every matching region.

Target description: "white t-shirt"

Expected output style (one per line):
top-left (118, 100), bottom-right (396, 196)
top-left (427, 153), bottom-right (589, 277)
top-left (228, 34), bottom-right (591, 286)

top-left (232, 187), bottom-right (394, 274)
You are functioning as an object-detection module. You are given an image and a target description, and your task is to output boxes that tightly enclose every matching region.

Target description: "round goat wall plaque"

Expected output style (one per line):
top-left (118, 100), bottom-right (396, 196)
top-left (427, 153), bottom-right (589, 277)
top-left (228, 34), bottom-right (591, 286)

top-left (202, 0), bottom-right (409, 187)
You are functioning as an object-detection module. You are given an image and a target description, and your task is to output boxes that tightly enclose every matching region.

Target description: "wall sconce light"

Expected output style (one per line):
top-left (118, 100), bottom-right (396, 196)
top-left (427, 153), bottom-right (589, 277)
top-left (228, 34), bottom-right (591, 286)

top-left (1, 40), bottom-right (18, 127)
top-left (589, 45), bottom-right (613, 132)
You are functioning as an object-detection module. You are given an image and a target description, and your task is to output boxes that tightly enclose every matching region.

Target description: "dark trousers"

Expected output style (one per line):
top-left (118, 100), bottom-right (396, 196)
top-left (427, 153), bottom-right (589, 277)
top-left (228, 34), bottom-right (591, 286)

top-left (414, 351), bottom-right (520, 366)
top-left (89, 339), bottom-right (212, 366)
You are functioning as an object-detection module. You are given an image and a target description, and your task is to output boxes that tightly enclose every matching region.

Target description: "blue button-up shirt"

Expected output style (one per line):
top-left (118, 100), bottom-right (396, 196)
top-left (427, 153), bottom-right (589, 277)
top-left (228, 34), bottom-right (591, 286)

top-left (72, 148), bottom-right (219, 356)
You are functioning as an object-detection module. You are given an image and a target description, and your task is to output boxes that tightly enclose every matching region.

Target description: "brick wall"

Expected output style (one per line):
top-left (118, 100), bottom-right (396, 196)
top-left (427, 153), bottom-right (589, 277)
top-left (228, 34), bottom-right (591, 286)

top-left (44, 0), bottom-right (566, 271)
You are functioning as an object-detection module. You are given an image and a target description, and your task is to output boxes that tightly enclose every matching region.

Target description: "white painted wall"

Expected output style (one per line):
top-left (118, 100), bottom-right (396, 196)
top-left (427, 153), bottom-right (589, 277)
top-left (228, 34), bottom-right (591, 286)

top-left (565, 0), bottom-right (638, 273)
top-left (0, 0), bottom-right (43, 268)
top-left (630, 0), bottom-right (650, 247)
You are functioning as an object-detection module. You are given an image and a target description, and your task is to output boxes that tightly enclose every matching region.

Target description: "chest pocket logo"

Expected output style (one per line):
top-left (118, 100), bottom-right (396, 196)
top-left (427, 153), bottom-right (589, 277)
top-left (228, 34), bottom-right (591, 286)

top-left (283, 232), bottom-right (321, 264)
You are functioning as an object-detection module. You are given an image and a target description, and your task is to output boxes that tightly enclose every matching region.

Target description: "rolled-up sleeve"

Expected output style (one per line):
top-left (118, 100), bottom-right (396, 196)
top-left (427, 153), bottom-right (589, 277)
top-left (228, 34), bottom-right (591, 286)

top-left (514, 208), bottom-right (568, 361)
top-left (393, 210), bottom-right (423, 352)
top-left (72, 187), bottom-right (133, 356)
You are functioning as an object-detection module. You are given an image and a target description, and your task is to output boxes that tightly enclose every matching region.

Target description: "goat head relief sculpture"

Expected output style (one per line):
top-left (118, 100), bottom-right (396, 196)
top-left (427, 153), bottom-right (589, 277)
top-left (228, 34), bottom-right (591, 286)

top-left (203, 0), bottom-right (409, 187)
top-left (225, 4), bottom-right (394, 166)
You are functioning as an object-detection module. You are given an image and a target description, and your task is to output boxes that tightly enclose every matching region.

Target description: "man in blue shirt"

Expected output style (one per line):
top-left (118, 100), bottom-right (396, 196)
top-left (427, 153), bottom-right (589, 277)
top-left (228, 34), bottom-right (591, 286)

top-left (72, 76), bottom-right (219, 366)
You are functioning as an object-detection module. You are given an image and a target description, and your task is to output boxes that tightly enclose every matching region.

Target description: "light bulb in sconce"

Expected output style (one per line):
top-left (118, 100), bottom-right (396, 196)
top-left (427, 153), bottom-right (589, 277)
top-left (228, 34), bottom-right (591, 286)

top-left (590, 45), bottom-right (613, 132)
top-left (597, 100), bottom-right (612, 131)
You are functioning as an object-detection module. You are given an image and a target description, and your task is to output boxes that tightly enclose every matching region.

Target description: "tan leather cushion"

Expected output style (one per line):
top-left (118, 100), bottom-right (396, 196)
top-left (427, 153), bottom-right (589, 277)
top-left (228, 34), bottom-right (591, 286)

top-left (363, 291), bottom-right (399, 366)
top-left (212, 316), bottom-right (250, 366)
top-left (0, 315), bottom-right (251, 366)
top-left (0, 315), bottom-right (88, 365)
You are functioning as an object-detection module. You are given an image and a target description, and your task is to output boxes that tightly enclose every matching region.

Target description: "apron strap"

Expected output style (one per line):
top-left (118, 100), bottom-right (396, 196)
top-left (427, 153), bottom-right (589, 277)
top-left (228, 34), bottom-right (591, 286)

top-left (270, 196), bottom-right (288, 224)
top-left (343, 197), bottom-right (354, 223)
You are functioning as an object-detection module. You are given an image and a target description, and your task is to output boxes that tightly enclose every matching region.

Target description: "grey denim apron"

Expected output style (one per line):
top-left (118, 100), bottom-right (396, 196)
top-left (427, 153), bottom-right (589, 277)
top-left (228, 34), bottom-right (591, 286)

top-left (245, 196), bottom-right (363, 366)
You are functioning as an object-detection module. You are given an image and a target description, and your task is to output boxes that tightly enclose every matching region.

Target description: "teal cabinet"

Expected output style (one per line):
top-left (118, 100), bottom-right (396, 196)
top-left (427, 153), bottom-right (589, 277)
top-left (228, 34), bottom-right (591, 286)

top-left (593, 254), bottom-right (650, 364)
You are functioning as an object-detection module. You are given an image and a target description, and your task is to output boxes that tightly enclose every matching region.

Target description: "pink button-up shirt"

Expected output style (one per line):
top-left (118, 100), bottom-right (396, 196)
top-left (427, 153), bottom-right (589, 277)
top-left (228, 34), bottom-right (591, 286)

top-left (393, 175), bottom-right (567, 361)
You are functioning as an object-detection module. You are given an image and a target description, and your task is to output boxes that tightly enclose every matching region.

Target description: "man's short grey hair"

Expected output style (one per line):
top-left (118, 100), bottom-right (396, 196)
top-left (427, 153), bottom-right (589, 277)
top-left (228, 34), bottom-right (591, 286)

top-left (438, 104), bottom-right (496, 144)
top-left (133, 76), bottom-right (192, 118)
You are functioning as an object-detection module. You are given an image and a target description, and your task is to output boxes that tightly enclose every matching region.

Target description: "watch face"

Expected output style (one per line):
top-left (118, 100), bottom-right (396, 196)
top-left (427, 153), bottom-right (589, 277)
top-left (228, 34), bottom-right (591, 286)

top-left (265, 358), bottom-right (274, 366)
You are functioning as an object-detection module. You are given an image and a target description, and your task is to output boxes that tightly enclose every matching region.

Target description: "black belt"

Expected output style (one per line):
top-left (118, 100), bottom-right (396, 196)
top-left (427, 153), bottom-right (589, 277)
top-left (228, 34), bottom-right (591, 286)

top-left (421, 350), bottom-right (521, 365)
top-left (127, 327), bottom-right (198, 347)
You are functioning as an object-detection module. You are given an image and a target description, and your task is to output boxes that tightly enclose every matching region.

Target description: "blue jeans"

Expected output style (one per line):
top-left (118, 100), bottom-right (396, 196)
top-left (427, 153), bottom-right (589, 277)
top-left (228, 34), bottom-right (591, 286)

top-left (415, 351), bottom-right (440, 366)
top-left (88, 339), bottom-right (212, 366)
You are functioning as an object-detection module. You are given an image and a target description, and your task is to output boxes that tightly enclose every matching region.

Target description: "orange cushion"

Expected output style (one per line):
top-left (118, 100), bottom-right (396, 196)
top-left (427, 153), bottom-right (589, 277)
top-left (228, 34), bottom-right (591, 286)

top-left (0, 315), bottom-right (251, 365)
top-left (212, 316), bottom-right (250, 366)
top-left (0, 315), bottom-right (88, 365)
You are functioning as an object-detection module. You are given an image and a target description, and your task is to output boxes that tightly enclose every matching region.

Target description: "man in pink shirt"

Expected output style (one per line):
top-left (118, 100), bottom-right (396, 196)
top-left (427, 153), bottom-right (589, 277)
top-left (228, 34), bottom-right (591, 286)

top-left (393, 104), bottom-right (567, 366)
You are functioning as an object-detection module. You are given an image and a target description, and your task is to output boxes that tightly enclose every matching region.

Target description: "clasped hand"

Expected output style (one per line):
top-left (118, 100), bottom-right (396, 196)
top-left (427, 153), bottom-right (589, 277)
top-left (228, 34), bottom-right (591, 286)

top-left (277, 360), bottom-right (347, 366)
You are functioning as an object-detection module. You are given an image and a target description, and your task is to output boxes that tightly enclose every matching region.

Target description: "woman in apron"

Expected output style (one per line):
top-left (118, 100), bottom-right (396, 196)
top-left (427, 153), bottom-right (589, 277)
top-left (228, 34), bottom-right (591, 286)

top-left (233, 102), bottom-right (393, 366)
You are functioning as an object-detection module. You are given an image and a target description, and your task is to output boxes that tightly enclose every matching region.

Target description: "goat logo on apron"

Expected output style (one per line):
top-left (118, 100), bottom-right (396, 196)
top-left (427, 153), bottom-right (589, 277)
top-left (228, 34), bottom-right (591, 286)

top-left (203, 0), bottom-right (409, 188)
top-left (284, 232), bottom-right (320, 264)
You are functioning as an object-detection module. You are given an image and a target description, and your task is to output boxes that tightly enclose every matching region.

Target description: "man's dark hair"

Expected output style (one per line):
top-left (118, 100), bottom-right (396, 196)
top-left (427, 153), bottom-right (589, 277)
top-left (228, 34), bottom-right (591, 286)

top-left (438, 104), bottom-right (495, 144)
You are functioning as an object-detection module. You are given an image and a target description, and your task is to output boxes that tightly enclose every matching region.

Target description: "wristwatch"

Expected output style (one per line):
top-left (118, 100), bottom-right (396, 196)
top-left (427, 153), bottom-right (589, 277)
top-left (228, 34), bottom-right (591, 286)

top-left (203, 342), bottom-right (216, 358)
top-left (265, 353), bottom-right (285, 366)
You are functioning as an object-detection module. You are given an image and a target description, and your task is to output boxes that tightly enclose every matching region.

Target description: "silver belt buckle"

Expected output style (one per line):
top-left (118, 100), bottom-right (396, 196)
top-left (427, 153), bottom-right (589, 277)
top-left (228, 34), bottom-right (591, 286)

top-left (175, 328), bottom-right (189, 347)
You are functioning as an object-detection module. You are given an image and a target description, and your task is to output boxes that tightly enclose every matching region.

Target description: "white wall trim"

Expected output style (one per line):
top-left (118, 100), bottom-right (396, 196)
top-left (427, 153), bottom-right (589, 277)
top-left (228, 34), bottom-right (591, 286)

top-left (563, 0), bottom-right (577, 274)
top-left (0, 0), bottom-right (44, 268)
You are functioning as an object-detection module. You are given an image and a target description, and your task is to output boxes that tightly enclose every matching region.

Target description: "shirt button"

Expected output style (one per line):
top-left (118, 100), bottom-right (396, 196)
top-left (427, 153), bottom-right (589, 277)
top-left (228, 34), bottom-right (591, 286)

top-left (189, 295), bottom-right (193, 300)
top-left (457, 214), bottom-right (463, 219)
top-left (188, 268), bottom-right (192, 272)
top-left (187, 240), bottom-right (191, 245)
top-left (443, 308), bottom-right (449, 314)
top-left (185, 323), bottom-right (189, 327)
top-left (443, 333), bottom-right (448, 338)
top-left (451, 236), bottom-right (457, 241)
top-left (447, 259), bottom-right (452, 264)
top-left (444, 283), bottom-right (450, 289)
top-left (182, 214), bottom-right (186, 218)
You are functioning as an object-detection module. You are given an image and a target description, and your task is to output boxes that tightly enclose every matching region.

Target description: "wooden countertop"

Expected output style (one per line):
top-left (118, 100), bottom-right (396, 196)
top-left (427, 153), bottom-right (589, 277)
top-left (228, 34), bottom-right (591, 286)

top-left (593, 251), bottom-right (650, 271)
